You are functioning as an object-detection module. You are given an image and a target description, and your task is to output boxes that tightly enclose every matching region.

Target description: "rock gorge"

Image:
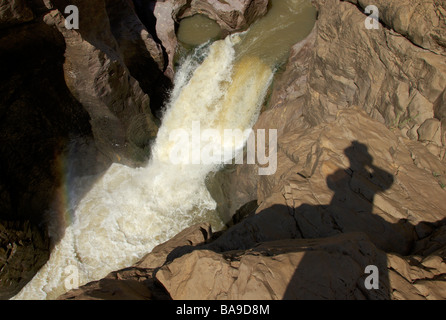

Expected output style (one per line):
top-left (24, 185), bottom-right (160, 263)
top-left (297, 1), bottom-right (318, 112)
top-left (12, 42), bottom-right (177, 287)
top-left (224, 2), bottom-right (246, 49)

top-left (1, 0), bottom-right (445, 300)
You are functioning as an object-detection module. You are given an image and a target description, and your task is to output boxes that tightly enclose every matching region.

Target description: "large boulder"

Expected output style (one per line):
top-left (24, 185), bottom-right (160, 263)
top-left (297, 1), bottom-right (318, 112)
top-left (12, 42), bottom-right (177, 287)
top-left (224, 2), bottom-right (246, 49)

top-left (156, 232), bottom-right (391, 300)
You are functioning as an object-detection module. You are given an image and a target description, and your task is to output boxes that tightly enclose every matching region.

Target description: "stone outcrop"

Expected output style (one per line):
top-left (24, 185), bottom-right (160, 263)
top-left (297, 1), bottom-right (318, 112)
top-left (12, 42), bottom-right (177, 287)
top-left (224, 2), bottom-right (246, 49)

top-left (0, 0), bottom-right (94, 226)
top-left (0, 1), bottom-right (97, 299)
top-left (44, 0), bottom-right (163, 166)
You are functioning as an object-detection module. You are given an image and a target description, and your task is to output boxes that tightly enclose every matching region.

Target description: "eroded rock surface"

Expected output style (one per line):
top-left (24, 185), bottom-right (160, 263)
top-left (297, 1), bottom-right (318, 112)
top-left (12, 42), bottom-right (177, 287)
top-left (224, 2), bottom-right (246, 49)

top-left (44, 0), bottom-right (162, 166)
top-left (307, 0), bottom-right (445, 159)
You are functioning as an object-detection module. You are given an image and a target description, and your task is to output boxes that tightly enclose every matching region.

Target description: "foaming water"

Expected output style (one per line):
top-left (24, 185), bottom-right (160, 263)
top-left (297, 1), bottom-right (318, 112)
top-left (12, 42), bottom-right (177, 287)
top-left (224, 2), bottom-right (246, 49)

top-left (13, 0), bottom-right (315, 300)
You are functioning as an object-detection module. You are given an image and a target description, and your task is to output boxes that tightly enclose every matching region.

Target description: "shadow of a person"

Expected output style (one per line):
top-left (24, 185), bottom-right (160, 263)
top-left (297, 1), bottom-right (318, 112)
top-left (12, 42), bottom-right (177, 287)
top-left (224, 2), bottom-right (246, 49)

top-left (281, 141), bottom-right (434, 299)
top-left (186, 141), bottom-right (443, 299)
top-left (293, 141), bottom-right (415, 255)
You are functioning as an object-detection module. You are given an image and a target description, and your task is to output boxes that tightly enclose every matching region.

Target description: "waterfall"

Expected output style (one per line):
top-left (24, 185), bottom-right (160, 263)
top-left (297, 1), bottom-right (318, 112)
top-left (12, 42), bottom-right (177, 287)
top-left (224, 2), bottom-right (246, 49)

top-left (13, 35), bottom-right (273, 300)
top-left (13, 0), bottom-right (315, 300)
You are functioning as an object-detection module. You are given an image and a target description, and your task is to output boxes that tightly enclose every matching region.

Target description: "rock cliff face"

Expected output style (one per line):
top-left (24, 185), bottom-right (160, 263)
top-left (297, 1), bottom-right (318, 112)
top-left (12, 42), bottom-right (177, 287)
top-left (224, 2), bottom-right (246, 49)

top-left (58, 0), bottom-right (446, 300)
top-left (44, 0), bottom-right (164, 166)
top-left (1, 0), bottom-right (89, 298)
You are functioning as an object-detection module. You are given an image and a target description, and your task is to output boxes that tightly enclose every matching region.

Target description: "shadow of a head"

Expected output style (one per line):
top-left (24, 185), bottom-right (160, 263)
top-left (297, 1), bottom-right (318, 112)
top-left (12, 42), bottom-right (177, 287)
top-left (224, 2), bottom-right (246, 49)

top-left (345, 141), bottom-right (373, 168)
top-left (327, 140), bottom-right (394, 197)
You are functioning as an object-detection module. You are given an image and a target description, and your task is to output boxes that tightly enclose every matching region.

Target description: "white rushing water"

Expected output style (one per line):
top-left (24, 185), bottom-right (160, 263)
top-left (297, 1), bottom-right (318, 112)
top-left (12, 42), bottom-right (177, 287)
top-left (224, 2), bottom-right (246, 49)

top-left (13, 0), bottom-right (315, 300)
top-left (13, 35), bottom-right (273, 300)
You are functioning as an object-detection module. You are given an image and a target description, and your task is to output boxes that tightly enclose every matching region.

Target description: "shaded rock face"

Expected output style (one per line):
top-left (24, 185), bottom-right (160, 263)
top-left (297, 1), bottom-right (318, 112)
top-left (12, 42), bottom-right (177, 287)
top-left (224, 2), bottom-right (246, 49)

top-left (0, 0), bottom-right (170, 297)
top-left (0, 0), bottom-right (34, 28)
top-left (0, 0), bottom-right (101, 298)
top-left (0, 220), bottom-right (49, 300)
top-left (45, 0), bottom-right (165, 166)
top-left (0, 1), bottom-right (93, 224)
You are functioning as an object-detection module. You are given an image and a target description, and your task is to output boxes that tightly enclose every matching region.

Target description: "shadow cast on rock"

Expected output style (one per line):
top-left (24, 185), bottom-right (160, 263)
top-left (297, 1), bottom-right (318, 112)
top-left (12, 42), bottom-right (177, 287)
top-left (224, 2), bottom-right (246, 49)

top-left (192, 141), bottom-right (446, 299)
